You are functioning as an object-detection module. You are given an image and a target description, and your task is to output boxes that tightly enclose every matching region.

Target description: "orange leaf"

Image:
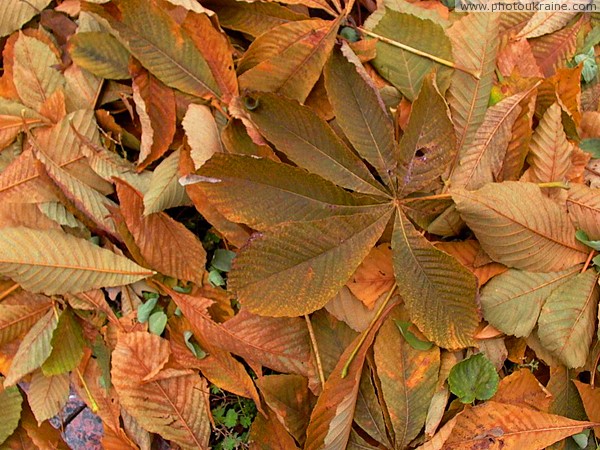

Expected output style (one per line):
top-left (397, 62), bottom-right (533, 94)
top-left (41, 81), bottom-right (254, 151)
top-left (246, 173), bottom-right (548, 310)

top-left (493, 369), bottom-right (552, 412)
top-left (435, 240), bottom-right (506, 285)
top-left (443, 401), bottom-right (594, 450)
top-left (573, 380), bottom-right (600, 438)
top-left (346, 243), bottom-right (395, 309)
top-left (115, 179), bottom-right (206, 285)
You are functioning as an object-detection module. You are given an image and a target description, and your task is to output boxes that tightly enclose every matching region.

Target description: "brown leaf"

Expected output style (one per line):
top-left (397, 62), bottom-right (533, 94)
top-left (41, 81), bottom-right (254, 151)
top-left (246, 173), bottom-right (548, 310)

top-left (530, 18), bottom-right (583, 77)
top-left (435, 240), bottom-right (507, 285)
top-left (130, 60), bottom-right (176, 169)
top-left (115, 179), bottom-right (206, 285)
top-left (493, 369), bottom-right (552, 412)
top-left (346, 243), bottom-right (394, 309)
top-left (573, 380), bottom-right (600, 438)
top-left (443, 401), bottom-right (594, 450)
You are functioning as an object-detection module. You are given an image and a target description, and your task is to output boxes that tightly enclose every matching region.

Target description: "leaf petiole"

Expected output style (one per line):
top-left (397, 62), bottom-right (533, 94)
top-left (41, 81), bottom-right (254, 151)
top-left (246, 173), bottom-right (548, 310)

top-left (341, 282), bottom-right (397, 378)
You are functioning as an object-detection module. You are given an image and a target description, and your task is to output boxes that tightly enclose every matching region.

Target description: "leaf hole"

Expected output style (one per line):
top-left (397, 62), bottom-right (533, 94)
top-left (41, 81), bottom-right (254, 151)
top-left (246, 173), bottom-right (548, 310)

top-left (415, 148), bottom-right (425, 158)
top-left (244, 95), bottom-right (259, 111)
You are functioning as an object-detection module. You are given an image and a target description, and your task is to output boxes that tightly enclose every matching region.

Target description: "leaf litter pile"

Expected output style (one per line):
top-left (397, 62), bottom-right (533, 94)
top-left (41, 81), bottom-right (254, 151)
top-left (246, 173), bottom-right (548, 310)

top-left (2, 0), bottom-right (600, 449)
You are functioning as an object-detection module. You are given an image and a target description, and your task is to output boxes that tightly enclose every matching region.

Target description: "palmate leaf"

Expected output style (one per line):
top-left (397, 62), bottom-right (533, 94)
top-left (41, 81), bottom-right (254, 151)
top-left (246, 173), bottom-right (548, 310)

top-left (229, 207), bottom-right (393, 316)
top-left (241, 91), bottom-right (387, 197)
top-left (453, 182), bottom-right (588, 271)
top-left (0, 227), bottom-right (153, 295)
top-left (111, 332), bottom-right (210, 450)
top-left (447, 14), bottom-right (500, 160)
top-left (537, 270), bottom-right (599, 368)
top-left (238, 18), bottom-right (340, 103)
top-left (195, 153), bottom-right (386, 230)
top-left (367, 9), bottom-right (453, 101)
top-left (324, 45), bottom-right (396, 191)
top-left (397, 74), bottom-right (456, 196)
top-left (86, 0), bottom-right (220, 99)
top-left (392, 209), bottom-right (479, 348)
top-left (374, 312), bottom-right (440, 449)
top-left (481, 266), bottom-right (580, 338)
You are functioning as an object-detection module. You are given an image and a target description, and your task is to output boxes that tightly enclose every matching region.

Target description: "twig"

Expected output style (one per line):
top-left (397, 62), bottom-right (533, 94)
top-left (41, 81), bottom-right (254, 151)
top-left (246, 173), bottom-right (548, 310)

top-left (341, 283), bottom-right (397, 378)
top-left (0, 282), bottom-right (19, 301)
top-left (581, 250), bottom-right (596, 273)
top-left (400, 193), bottom-right (452, 204)
top-left (357, 27), bottom-right (481, 80)
top-left (305, 314), bottom-right (326, 389)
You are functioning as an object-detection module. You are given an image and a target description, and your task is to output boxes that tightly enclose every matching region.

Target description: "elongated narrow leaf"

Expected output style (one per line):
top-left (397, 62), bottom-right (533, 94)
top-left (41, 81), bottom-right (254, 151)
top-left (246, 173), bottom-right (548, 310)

top-left (27, 371), bottom-right (69, 424)
top-left (392, 209), bottom-right (479, 348)
top-left (111, 332), bottom-right (210, 450)
top-left (229, 207), bottom-right (393, 316)
top-left (5, 309), bottom-right (59, 386)
top-left (116, 180), bottom-right (206, 285)
top-left (481, 266), bottom-right (580, 338)
top-left (143, 150), bottom-right (190, 215)
top-left (537, 270), bottom-right (599, 368)
top-left (444, 401), bottom-right (593, 450)
top-left (0, 376), bottom-right (22, 445)
top-left (374, 313), bottom-right (440, 448)
top-left (238, 18), bottom-right (339, 103)
top-left (527, 102), bottom-right (573, 184)
top-left (0, 227), bottom-right (153, 295)
top-left (182, 104), bottom-right (222, 171)
top-left (242, 91), bottom-right (386, 197)
top-left (0, 291), bottom-right (53, 345)
top-left (207, 0), bottom-right (308, 38)
top-left (195, 153), bottom-right (386, 230)
top-left (305, 302), bottom-right (395, 450)
top-left (368, 9), bottom-right (453, 101)
top-left (397, 74), bottom-right (456, 196)
top-left (451, 89), bottom-right (534, 190)
top-left (68, 32), bottom-right (131, 80)
top-left (453, 182), bottom-right (587, 271)
top-left (41, 308), bottom-right (85, 375)
top-left (324, 45), bottom-right (396, 191)
top-left (168, 290), bottom-right (314, 377)
top-left (130, 61), bottom-right (176, 169)
top-left (447, 14), bottom-right (500, 164)
top-left (0, 0), bottom-right (51, 37)
top-left (13, 33), bottom-right (65, 111)
top-left (87, 0), bottom-right (220, 99)
top-left (517, 9), bottom-right (577, 39)
top-left (567, 184), bottom-right (600, 240)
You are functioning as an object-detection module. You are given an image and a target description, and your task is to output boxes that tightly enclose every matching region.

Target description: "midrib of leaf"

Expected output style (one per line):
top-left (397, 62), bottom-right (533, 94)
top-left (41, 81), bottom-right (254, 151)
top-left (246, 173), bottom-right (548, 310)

top-left (489, 268), bottom-right (579, 307)
top-left (131, 351), bottom-right (203, 449)
top-left (0, 117), bottom-right (45, 131)
top-left (0, 258), bottom-right (152, 276)
top-left (274, 18), bottom-right (339, 95)
top-left (0, 303), bottom-right (51, 332)
top-left (244, 206), bottom-right (393, 284)
top-left (268, 121), bottom-right (389, 197)
top-left (0, 154), bottom-right (86, 194)
top-left (21, 35), bottom-right (50, 105)
top-left (453, 193), bottom-right (585, 253)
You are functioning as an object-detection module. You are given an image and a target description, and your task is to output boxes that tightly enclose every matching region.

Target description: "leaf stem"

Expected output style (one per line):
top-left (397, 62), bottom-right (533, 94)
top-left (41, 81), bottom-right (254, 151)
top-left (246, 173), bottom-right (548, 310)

top-left (341, 283), bottom-right (397, 378)
top-left (0, 282), bottom-right (19, 301)
top-left (400, 193), bottom-right (453, 204)
top-left (75, 367), bottom-right (99, 413)
top-left (357, 27), bottom-right (481, 80)
top-left (304, 314), bottom-right (326, 389)
top-left (537, 181), bottom-right (571, 190)
top-left (581, 250), bottom-right (596, 273)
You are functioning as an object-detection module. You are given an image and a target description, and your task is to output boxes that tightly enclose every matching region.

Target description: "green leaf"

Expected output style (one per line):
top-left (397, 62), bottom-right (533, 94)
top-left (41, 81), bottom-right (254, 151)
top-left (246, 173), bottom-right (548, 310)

top-left (148, 311), bottom-right (168, 335)
top-left (324, 45), bottom-right (396, 191)
top-left (195, 153), bottom-right (386, 230)
top-left (579, 138), bottom-right (600, 158)
top-left (394, 320), bottom-right (434, 351)
top-left (68, 32), bottom-right (131, 80)
top-left (138, 297), bottom-right (159, 324)
top-left (224, 409), bottom-right (239, 428)
top-left (392, 209), bottom-right (479, 348)
top-left (0, 227), bottom-right (153, 295)
top-left (481, 266), bottom-right (580, 338)
top-left (229, 207), bottom-right (392, 317)
top-left (397, 74), bottom-right (456, 196)
top-left (212, 249), bottom-right (236, 273)
top-left (0, 376), bottom-right (23, 445)
top-left (367, 9), bottom-right (453, 101)
top-left (537, 270), bottom-right (599, 368)
top-left (208, 269), bottom-right (225, 287)
top-left (572, 430), bottom-right (589, 448)
top-left (183, 330), bottom-right (206, 359)
top-left (576, 230), bottom-right (600, 251)
top-left (448, 353), bottom-right (499, 403)
top-left (453, 182), bottom-right (587, 271)
top-left (42, 309), bottom-right (85, 375)
top-left (87, 0), bottom-right (220, 99)
top-left (242, 91), bottom-right (387, 197)
top-left (574, 47), bottom-right (598, 84)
